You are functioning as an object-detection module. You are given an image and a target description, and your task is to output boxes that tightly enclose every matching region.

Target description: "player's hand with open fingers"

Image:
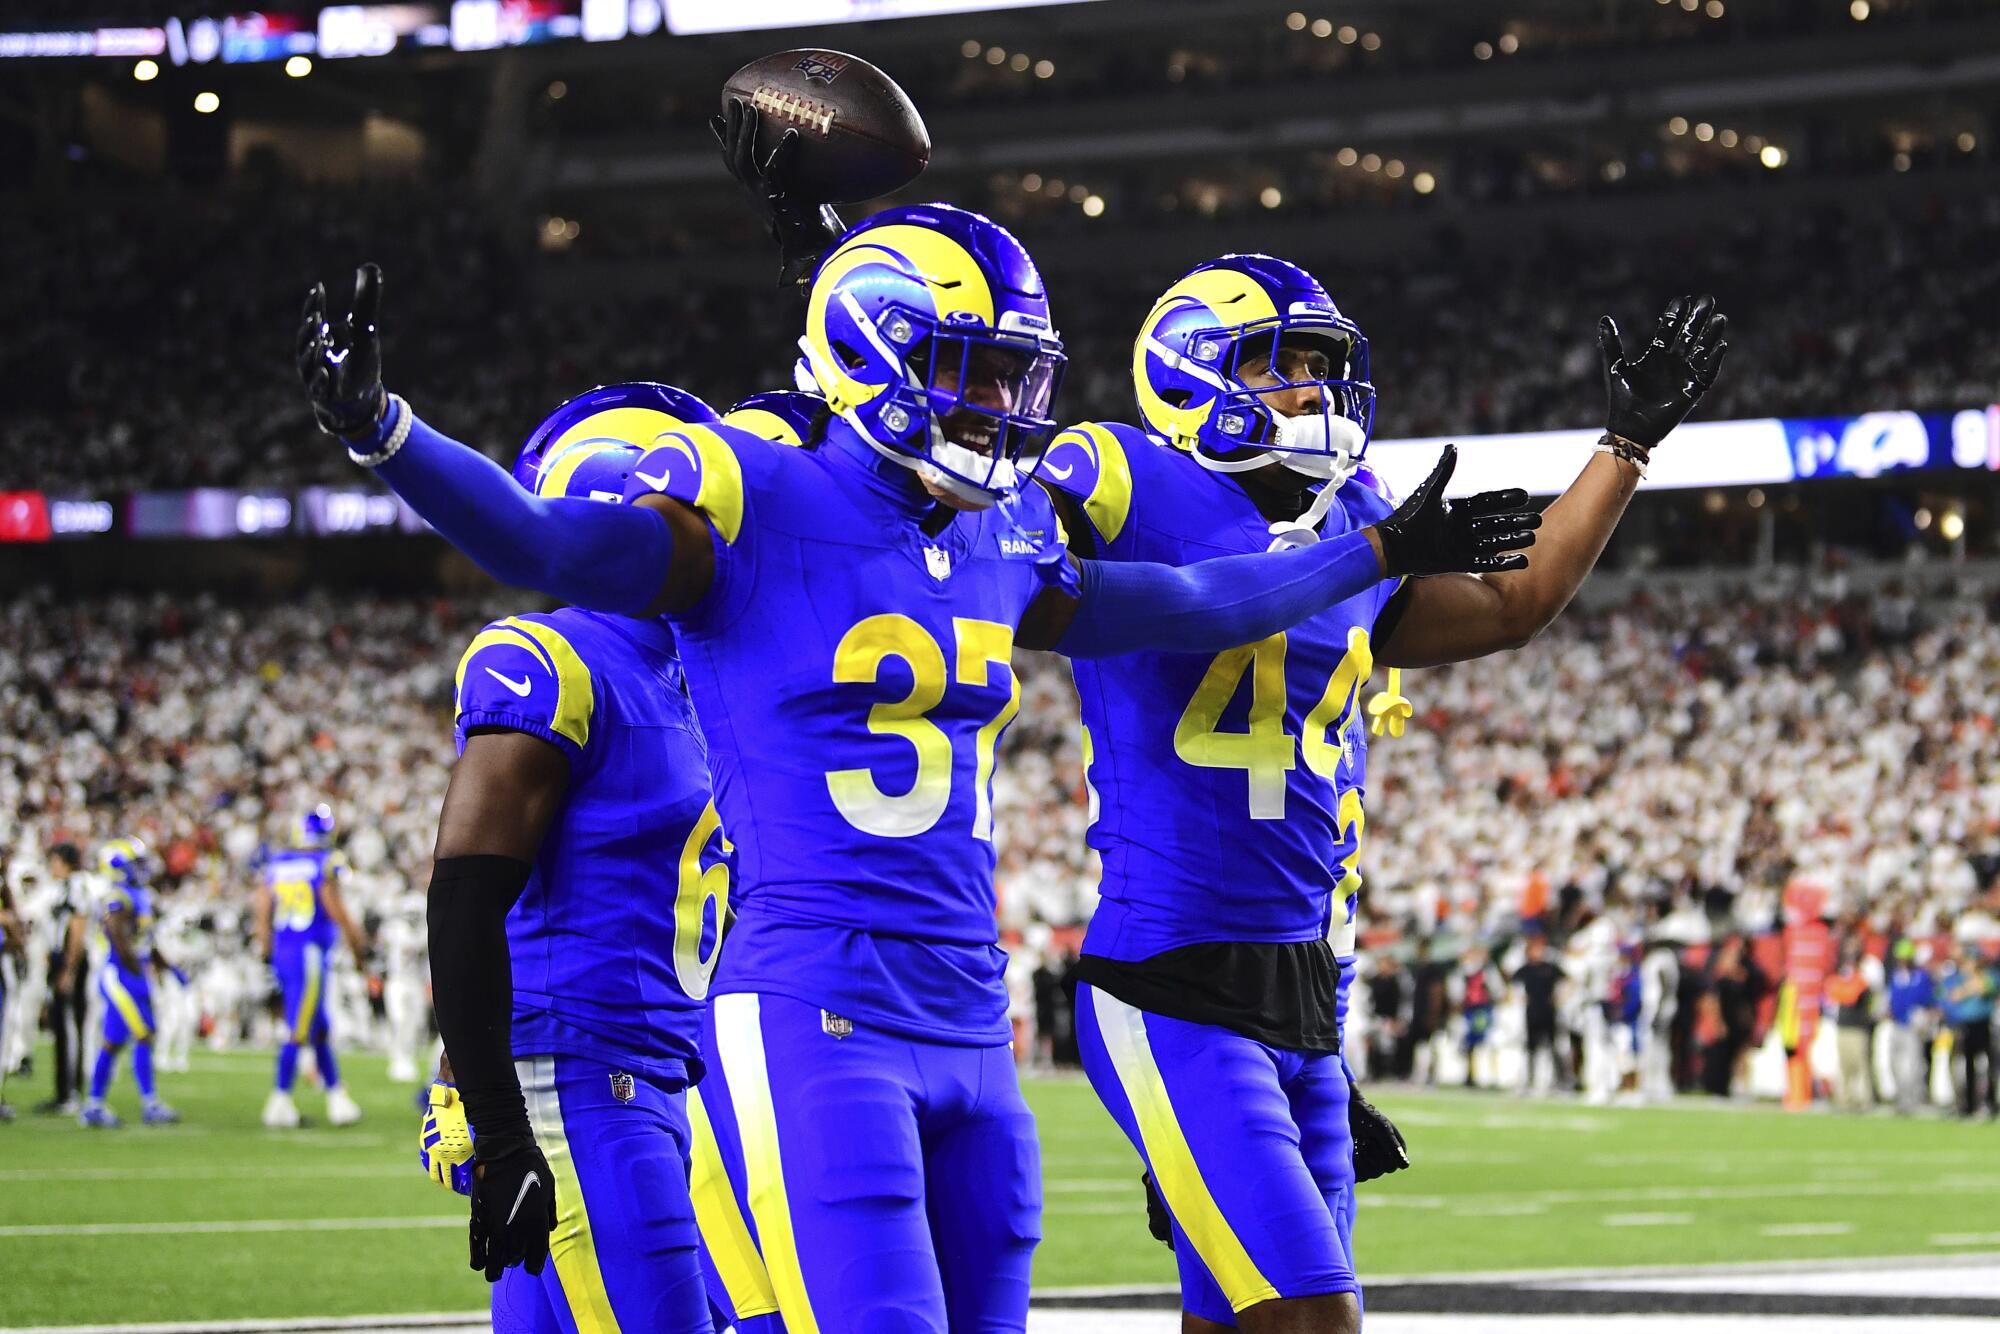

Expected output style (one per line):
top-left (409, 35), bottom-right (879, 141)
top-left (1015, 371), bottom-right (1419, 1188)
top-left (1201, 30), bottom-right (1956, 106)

top-left (467, 1139), bottom-right (557, 1282)
top-left (1600, 292), bottom-right (1729, 451)
top-left (297, 263), bottom-right (387, 442)
top-left (709, 95), bottom-right (845, 288)
top-left (1370, 444), bottom-right (1542, 578)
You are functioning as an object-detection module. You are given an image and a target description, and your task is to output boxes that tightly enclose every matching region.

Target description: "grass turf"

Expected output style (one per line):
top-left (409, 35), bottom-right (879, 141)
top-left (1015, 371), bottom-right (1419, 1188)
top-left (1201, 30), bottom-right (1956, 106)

top-left (1, 1045), bottom-right (1993, 1327)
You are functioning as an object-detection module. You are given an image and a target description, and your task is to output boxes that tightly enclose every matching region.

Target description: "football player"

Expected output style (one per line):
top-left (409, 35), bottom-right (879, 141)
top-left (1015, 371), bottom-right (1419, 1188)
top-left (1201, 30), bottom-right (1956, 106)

top-left (80, 839), bottom-right (181, 1128)
top-left (298, 208), bottom-right (1536, 1330)
top-left (412, 381), bottom-right (781, 1334)
top-left (1030, 257), bottom-right (1725, 1332)
top-left (255, 805), bottom-right (371, 1128)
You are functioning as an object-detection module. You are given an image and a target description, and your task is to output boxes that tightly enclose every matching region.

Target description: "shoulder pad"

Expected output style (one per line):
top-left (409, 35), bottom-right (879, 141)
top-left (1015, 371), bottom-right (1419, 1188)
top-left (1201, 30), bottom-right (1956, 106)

top-left (454, 614), bottom-right (597, 753)
top-left (1041, 421), bottom-right (1145, 545)
top-left (622, 423), bottom-right (759, 545)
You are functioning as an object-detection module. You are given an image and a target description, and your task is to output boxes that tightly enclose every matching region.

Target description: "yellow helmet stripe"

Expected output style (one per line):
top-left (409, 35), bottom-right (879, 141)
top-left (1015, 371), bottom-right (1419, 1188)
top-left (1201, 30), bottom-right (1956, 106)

top-left (1133, 268), bottom-right (1283, 449)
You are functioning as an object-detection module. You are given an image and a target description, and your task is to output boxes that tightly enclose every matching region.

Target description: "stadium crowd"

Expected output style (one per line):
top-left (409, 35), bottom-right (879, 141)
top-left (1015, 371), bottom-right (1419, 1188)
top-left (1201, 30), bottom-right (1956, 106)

top-left (4, 181), bottom-right (1997, 490)
top-left (3, 566), bottom-right (1998, 1115)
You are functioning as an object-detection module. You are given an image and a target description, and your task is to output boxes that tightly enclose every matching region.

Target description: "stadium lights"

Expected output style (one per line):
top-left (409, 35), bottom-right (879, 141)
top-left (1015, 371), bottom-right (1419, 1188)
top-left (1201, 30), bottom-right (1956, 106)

top-left (1009, 52), bottom-right (1029, 71)
top-left (547, 79), bottom-right (566, 99)
top-left (1747, 488), bottom-right (1765, 509)
top-left (1668, 116), bottom-right (1688, 136)
top-left (985, 46), bottom-right (1005, 65)
top-left (1311, 18), bottom-right (1332, 37)
top-left (193, 91), bottom-right (219, 113)
top-left (1473, 41), bottom-right (1492, 60)
top-left (1706, 0), bottom-right (1724, 16)
top-left (961, 39), bottom-right (980, 57)
top-left (1850, 0), bottom-right (1869, 18)
top-left (1719, 128), bottom-right (1738, 148)
top-left (1035, 59), bottom-right (1054, 78)
top-left (286, 55), bottom-right (311, 78)
top-left (1760, 145), bottom-right (1787, 168)
top-left (1338, 25), bottom-right (1358, 44)
top-left (1497, 33), bottom-right (1518, 54)
top-left (1066, 183), bottom-right (1087, 202)
top-left (1360, 31), bottom-right (1380, 50)
top-left (1694, 122), bottom-right (1714, 142)
top-left (1680, 0), bottom-right (1697, 10)
top-left (1384, 159), bottom-right (1405, 178)
top-left (1081, 194), bottom-right (1105, 217)
top-left (1603, 160), bottom-right (1627, 181)
top-left (1361, 152), bottom-right (1381, 172)
top-left (1413, 171), bottom-right (1436, 194)
top-left (1285, 12), bottom-right (1307, 31)
top-left (1021, 172), bottom-right (1042, 191)
top-left (1915, 507), bottom-right (1933, 530)
top-left (1958, 132), bottom-right (1978, 152)
top-left (1892, 151), bottom-right (1911, 172)
top-left (1336, 146), bottom-right (1358, 166)
top-left (1940, 511), bottom-right (1965, 541)
top-left (1260, 186), bottom-right (1282, 208)
top-left (133, 58), bottom-right (158, 81)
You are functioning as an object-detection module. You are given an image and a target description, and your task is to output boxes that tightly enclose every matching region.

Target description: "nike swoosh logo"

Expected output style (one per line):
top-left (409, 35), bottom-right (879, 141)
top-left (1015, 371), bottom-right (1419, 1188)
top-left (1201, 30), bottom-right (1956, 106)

top-left (1041, 460), bottom-right (1074, 480)
top-left (485, 668), bottom-right (533, 697)
top-left (634, 470), bottom-right (671, 492)
top-left (506, 1171), bottom-right (541, 1225)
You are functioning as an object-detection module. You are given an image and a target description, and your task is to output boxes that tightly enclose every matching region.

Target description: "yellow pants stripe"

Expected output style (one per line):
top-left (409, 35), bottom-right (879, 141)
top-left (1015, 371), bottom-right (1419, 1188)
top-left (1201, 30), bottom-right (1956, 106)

top-left (521, 1056), bottom-right (621, 1334)
top-left (1090, 987), bottom-right (1278, 1312)
top-left (687, 1085), bottom-right (781, 1319)
top-left (102, 969), bottom-right (151, 1040)
top-left (712, 993), bottom-right (821, 1334)
top-left (291, 945), bottom-right (323, 1043)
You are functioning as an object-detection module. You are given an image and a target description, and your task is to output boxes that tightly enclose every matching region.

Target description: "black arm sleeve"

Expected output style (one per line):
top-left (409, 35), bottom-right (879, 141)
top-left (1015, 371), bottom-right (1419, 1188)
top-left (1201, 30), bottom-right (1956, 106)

top-left (428, 854), bottom-right (534, 1155)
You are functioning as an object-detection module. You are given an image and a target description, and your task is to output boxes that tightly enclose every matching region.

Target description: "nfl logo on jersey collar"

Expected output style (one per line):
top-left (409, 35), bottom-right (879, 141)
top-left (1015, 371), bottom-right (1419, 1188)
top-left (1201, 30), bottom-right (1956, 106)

top-left (924, 545), bottom-right (951, 580)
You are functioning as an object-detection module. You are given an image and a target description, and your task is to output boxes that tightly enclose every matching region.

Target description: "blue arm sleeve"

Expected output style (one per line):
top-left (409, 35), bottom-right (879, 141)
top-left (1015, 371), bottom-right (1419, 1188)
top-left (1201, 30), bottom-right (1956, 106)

top-left (1055, 528), bottom-right (1383, 660)
top-left (367, 398), bottom-right (673, 615)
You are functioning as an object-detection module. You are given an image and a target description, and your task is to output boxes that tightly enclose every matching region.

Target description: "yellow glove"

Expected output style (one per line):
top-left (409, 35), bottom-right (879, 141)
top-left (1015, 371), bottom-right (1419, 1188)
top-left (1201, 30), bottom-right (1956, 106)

top-left (419, 1079), bottom-right (476, 1196)
top-left (1366, 668), bottom-right (1413, 738)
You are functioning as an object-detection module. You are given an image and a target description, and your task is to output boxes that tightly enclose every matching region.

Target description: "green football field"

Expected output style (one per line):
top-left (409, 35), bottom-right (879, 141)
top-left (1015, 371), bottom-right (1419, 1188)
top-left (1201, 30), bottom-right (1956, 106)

top-left (2, 1045), bottom-right (1995, 1328)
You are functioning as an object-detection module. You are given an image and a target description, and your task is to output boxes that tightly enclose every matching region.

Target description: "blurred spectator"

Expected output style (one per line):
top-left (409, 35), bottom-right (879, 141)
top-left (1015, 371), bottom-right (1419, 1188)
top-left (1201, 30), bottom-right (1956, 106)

top-left (1938, 942), bottom-right (1997, 1117)
top-left (1885, 938), bottom-right (1938, 1115)
top-left (1824, 934), bottom-right (1883, 1110)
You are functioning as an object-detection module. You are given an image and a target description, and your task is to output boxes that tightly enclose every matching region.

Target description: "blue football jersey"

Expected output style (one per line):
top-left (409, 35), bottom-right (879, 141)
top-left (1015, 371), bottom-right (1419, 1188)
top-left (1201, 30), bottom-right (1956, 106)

top-left (99, 880), bottom-right (156, 975)
top-left (623, 423), bottom-right (1077, 1045)
top-left (1041, 421), bottom-right (1402, 972)
top-left (453, 607), bottom-right (721, 1085)
top-left (263, 848), bottom-right (341, 947)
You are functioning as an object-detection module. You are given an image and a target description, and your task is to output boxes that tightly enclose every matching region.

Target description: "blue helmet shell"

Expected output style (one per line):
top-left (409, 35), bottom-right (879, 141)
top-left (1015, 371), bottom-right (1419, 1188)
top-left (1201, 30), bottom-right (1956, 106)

top-left (723, 391), bottom-right (828, 447)
top-left (798, 203), bottom-right (1066, 504)
top-left (514, 382), bottom-right (721, 503)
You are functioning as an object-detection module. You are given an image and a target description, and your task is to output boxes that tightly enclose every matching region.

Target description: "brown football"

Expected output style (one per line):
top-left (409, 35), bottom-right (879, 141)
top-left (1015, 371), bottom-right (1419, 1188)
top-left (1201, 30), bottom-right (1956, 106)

top-left (720, 49), bottom-right (930, 205)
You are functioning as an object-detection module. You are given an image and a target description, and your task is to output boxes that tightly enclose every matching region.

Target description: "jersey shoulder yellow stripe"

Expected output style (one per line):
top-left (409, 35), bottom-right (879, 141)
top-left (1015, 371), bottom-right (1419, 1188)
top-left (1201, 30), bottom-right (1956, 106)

top-left (626, 424), bottom-right (753, 545)
top-left (453, 614), bottom-right (598, 751)
top-left (1041, 421), bottom-right (1137, 545)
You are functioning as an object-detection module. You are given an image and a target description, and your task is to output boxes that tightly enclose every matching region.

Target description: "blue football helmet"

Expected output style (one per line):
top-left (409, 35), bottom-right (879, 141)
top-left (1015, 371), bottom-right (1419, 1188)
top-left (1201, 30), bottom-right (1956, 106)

top-left (1134, 254), bottom-right (1375, 485)
top-left (515, 382), bottom-right (721, 503)
top-left (98, 837), bottom-right (149, 885)
top-left (797, 203), bottom-right (1066, 506)
top-left (300, 804), bottom-right (336, 847)
top-left (723, 390), bottom-right (827, 447)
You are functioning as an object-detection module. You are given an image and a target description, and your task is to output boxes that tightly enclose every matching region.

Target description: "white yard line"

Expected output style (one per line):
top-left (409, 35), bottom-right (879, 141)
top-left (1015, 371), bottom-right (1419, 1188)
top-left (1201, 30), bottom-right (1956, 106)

top-left (1931, 1232), bottom-right (2000, 1247)
top-left (1758, 1223), bottom-right (1855, 1237)
top-left (0, 1217), bottom-right (458, 1240)
top-left (1360, 1175), bottom-right (2000, 1210)
top-left (0, 1166), bottom-right (412, 1183)
top-left (1602, 1212), bottom-right (1697, 1227)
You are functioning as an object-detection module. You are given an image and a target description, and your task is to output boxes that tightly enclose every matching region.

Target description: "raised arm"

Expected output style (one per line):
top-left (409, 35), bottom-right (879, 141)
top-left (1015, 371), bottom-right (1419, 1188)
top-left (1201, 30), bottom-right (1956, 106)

top-left (296, 265), bottom-right (714, 616)
top-left (1021, 445), bottom-right (1540, 657)
top-left (1380, 295), bottom-right (1728, 668)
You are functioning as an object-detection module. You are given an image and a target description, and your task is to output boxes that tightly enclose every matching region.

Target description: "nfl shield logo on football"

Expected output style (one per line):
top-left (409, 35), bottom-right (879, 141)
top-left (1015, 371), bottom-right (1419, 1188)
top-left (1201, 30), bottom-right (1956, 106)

top-left (609, 1071), bottom-right (636, 1104)
top-left (924, 546), bottom-right (951, 581)
top-left (793, 52), bottom-right (849, 84)
top-left (821, 1010), bottom-right (854, 1039)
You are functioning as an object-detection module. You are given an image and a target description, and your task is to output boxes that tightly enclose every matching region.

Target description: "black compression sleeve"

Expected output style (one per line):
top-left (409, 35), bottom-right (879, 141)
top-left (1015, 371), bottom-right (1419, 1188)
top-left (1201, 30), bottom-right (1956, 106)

top-left (427, 854), bottom-right (534, 1155)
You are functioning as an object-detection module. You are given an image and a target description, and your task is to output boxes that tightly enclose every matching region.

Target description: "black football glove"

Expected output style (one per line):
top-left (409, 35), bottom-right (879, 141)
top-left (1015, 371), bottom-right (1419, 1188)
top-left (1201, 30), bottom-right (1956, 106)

top-left (467, 1140), bottom-right (557, 1283)
top-left (710, 97), bottom-right (847, 290)
top-left (1599, 293), bottom-right (1729, 451)
top-left (1348, 1077), bottom-right (1410, 1184)
top-left (1140, 1171), bottom-right (1173, 1249)
top-left (1371, 444), bottom-right (1541, 578)
top-left (297, 263), bottom-right (387, 443)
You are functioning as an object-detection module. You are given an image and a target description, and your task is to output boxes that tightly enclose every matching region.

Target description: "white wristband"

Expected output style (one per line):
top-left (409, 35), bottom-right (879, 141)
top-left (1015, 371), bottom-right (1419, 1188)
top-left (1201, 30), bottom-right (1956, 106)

top-left (347, 394), bottom-right (412, 468)
top-left (1592, 432), bottom-right (1648, 479)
